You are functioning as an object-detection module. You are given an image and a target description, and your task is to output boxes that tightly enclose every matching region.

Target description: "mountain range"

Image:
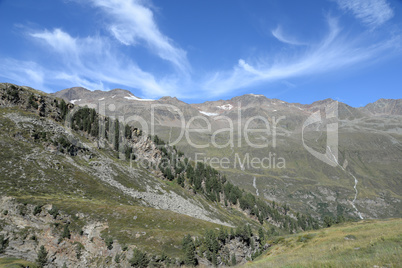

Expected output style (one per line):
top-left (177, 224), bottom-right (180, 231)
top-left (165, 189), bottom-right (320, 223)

top-left (0, 83), bottom-right (400, 267)
top-left (55, 87), bottom-right (402, 221)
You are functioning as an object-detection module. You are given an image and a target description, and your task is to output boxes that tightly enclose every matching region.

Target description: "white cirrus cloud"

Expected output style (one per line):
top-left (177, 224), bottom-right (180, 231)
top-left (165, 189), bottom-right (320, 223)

top-left (1, 1), bottom-right (400, 101)
top-left (0, 59), bottom-right (46, 91)
top-left (202, 16), bottom-right (401, 97)
top-left (27, 28), bottom-right (181, 98)
top-left (335, 0), bottom-right (394, 28)
top-left (272, 25), bottom-right (306, 46)
top-left (90, 0), bottom-right (190, 74)
top-left (30, 28), bottom-right (77, 54)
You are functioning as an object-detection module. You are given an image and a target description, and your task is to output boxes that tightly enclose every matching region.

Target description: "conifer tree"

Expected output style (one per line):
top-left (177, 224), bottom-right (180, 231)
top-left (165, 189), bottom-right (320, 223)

top-left (231, 253), bottom-right (236, 266)
top-left (182, 234), bottom-right (197, 266)
top-left (62, 224), bottom-right (71, 239)
top-left (36, 245), bottom-right (48, 268)
top-left (258, 227), bottom-right (265, 246)
top-left (114, 119), bottom-right (120, 151)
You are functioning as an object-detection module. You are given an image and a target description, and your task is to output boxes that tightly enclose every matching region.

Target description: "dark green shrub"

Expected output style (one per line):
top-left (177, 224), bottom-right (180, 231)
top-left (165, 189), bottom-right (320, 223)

top-left (0, 235), bottom-right (9, 253)
top-left (323, 215), bottom-right (335, 227)
top-left (74, 242), bottom-right (84, 259)
top-left (129, 248), bottom-right (149, 268)
top-left (36, 245), bottom-right (48, 267)
top-left (59, 99), bottom-right (68, 120)
top-left (115, 253), bottom-right (121, 263)
top-left (49, 206), bottom-right (59, 219)
top-left (297, 233), bottom-right (316, 243)
top-left (33, 205), bottom-right (42, 216)
top-left (7, 89), bottom-right (19, 102)
top-left (231, 253), bottom-right (236, 266)
top-left (29, 94), bottom-right (39, 109)
top-left (105, 237), bottom-right (113, 250)
top-left (62, 224), bottom-right (71, 239)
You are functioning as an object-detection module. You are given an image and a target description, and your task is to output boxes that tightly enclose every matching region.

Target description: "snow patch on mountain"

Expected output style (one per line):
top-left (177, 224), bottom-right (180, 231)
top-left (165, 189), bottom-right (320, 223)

top-left (248, 94), bottom-right (264, 97)
top-left (124, 94), bottom-right (155, 101)
top-left (217, 104), bottom-right (233, 110)
top-left (200, 111), bottom-right (219, 117)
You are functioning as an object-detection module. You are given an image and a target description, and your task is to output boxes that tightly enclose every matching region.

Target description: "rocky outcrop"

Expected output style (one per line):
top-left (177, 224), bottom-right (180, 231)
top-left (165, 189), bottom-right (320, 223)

top-left (198, 237), bottom-right (269, 266)
top-left (0, 197), bottom-right (132, 267)
top-left (0, 197), bottom-right (261, 267)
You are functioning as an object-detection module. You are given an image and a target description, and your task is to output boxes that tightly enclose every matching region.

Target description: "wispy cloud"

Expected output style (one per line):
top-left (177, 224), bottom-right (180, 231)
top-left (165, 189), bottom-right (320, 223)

top-left (0, 59), bottom-right (46, 91)
top-left (335, 0), bottom-right (394, 28)
top-left (202, 16), bottom-right (401, 97)
top-left (272, 26), bottom-right (306, 45)
top-left (0, 0), bottom-right (191, 98)
top-left (30, 28), bottom-right (77, 54)
top-left (28, 28), bottom-right (179, 97)
top-left (90, 0), bottom-right (190, 74)
top-left (1, 1), bottom-right (400, 101)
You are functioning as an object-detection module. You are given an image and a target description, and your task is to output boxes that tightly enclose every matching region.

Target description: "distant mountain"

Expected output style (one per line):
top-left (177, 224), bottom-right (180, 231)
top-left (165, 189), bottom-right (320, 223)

top-left (53, 87), bottom-right (402, 221)
top-left (56, 86), bottom-right (155, 104)
top-left (362, 98), bottom-right (402, 115)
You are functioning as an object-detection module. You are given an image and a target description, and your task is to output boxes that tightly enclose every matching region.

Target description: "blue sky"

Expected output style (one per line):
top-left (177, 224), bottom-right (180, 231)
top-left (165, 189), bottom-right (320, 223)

top-left (0, 0), bottom-right (401, 106)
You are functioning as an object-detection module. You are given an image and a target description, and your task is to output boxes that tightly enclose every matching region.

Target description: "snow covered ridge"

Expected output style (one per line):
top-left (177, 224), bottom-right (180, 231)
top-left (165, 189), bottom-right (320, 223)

top-left (124, 95), bottom-right (155, 101)
top-left (217, 104), bottom-right (233, 110)
top-left (199, 111), bottom-right (219, 117)
top-left (247, 93), bottom-right (264, 97)
top-left (70, 99), bottom-right (81, 104)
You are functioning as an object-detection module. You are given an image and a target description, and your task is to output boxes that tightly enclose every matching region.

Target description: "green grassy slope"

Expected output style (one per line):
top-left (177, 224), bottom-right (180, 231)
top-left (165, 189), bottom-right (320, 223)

top-left (246, 218), bottom-right (402, 268)
top-left (0, 105), bottom-right (262, 259)
top-left (0, 257), bottom-right (38, 268)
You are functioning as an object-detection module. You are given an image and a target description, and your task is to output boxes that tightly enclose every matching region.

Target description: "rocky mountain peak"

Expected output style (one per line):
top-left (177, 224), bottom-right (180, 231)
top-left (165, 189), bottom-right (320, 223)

top-left (56, 86), bottom-right (91, 101)
top-left (158, 96), bottom-right (187, 106)
top-left (362, 98), bottom-right (402, 115)
top-left (108, 88), bottom-right (135, 97)
top-left (308, 98), bottom-right (336, 108)
top-left (230, 93), bottom-right (270, 106)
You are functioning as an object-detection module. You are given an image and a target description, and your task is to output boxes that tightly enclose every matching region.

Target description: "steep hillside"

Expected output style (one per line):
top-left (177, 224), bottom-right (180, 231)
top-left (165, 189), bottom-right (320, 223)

top-left (0, 83), bottom-right (319, 267)
top-left (247, 218), bottom-right (402, 267)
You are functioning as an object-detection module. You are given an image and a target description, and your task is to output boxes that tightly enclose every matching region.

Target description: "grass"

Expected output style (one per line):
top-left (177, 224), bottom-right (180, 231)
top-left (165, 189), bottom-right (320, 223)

top-left (0, 257), bottom-right (37, 268)
top-left (246, 218), bottom-right (402, 267)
